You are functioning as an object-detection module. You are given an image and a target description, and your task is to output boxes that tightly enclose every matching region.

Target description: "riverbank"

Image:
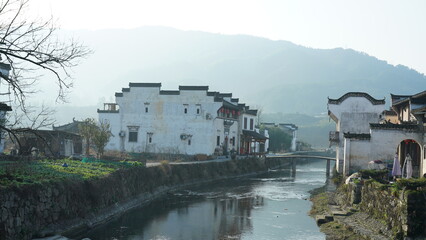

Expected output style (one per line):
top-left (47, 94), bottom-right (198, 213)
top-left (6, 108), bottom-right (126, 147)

top-left (309, 182), bottom-right (393, 240)
top-left (0, 157), bottom-right (293, 239)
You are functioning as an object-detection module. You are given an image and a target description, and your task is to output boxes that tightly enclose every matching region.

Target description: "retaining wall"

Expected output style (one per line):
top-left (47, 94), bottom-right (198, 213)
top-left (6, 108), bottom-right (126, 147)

top-left (0, 157), bottom-right (292, 239)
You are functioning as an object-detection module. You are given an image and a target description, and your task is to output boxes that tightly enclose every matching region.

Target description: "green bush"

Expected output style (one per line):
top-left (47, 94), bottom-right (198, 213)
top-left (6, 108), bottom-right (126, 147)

top-left (359, 169), bottom-right (388, 181)
top-left (395, 178), bottom-right (426, 190)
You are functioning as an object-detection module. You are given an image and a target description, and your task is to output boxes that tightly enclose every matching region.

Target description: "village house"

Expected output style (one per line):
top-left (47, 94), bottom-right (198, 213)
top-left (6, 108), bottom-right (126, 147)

top-left (327, 92), bottom-right (386, 175)
top-left (98, 83), bottom-right (268, 156)
top-left (12, 129), bottom-right (82, 157)
top-left (262, 123), bottom-right (298, 152)
top-left (328, 91), bottom-right (426, 177)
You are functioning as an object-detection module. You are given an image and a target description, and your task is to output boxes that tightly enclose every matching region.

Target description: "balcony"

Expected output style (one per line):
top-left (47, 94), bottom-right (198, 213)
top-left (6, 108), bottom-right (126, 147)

top-left (329, 131), bottom-right (339, 145)
top-left (97, 103), bottom-right (119, 113)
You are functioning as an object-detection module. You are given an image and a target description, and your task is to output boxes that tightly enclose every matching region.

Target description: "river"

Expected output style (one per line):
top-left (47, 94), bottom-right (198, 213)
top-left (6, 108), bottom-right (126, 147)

top-left (72, 160), bottom-right (328, 240)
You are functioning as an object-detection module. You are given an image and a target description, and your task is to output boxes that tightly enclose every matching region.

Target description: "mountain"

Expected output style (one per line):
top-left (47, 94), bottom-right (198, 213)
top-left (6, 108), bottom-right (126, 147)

top-left (49, 26), bottom-right (425, 117)
top-left (44, 26), bottom-right (426, 147)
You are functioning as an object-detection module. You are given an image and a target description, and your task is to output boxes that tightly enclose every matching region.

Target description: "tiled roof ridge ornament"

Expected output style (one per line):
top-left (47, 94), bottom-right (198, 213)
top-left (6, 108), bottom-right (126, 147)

top-left (328, 92), bottom-right (385, 105)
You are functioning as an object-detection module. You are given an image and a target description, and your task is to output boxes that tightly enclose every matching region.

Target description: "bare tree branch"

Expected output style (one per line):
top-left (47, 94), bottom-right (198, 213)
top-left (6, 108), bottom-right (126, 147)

top-left (0, 0), bottom-right (91, 155)
top-left (0, 0), bottom-right (92, 106)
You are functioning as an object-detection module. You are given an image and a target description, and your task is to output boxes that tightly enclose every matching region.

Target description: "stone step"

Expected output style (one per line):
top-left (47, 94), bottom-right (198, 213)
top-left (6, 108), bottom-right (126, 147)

top-left (331, 210), bottom-right (349, 216)
top-left (315, 215), bottom-right (334, 226)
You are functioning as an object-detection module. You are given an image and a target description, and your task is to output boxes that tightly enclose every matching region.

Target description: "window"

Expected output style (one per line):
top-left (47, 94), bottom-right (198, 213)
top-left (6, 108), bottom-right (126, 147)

top-left (129, 132), bottom-right (138, 142)
top-left (217, 136), bottom-right (220, 146)
top-left (244, 117), bottom-right (248, 129)
top-left (144, 103), bottom-right (150, 113)
top-left (250, 119), bottom-right (254, 130)
top-left (184, 104), bottom-right (188, 114)
top-left (196, 104), bottom-right (201, 115)
top-left (128, 126), bottom-right (139, 142)
top-left (232, 137), bottom-right (235, 146)
top-left (188, 139), bottom-right (191, 145)
top-left (147, 132), bottom-right (153, 144)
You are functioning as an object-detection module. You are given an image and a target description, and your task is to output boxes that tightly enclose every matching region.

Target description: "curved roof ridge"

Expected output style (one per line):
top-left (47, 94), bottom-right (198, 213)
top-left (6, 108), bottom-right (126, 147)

top-left (328, 92), bottom-right (385, 105)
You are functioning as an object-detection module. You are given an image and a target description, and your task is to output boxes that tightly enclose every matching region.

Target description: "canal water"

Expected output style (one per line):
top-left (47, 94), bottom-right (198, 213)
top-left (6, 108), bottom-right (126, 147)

top-left (74, 160), bottom-right (327, 240)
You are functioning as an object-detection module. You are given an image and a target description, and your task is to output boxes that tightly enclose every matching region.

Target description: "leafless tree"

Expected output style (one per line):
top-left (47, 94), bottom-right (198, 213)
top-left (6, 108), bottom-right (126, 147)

top-left (0, 0), bottom-right (91, 155)
top-left (0, 0), bottom-right (91, 106)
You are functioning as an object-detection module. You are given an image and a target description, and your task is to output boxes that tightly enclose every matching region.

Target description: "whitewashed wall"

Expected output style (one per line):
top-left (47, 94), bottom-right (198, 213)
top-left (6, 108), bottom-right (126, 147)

top-left (343, 138), bottom-right (371, 175)
top-left (328, 96), bottom-right (385, 173)
top-left (99, 86), bottom-right (241, 155)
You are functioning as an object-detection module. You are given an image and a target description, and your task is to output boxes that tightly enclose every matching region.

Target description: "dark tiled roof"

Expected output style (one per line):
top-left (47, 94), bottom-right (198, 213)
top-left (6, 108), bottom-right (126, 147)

top-left (328, 92), bottom-right (385, 105)
top-left (218, 93), bottom-right (232, 98)
top-left (412, 90), bottom-right (426, 99)
top-left (412, 105), bottom-right (426, 114)
top-left (160, 90), bottom-right (180, 95)
top-left (179, 86), bottom-right (209, 91)
top-left (115, 92), bottom-right (123, 97)
top-left (53, 120), bottom-right (86, 134)
top-left (231, 98), bottom-right (239, 103)
top-left (0, 103), bottom-right (12, 111)
top-left (391, 91), bottom-right (426, 106)
top-left (390, 94), bottom-right (410, 106)
top-left (129, 82), bottom-right (161, 88)
top-left (343, 132), bottom-right (371, 140)
top-left (207, 91), bottom-right (217, 96)
top-left (0, 62), bottom-right (11, 70)
top-left (242, 130), bottom-right (268, 140)
top-left (122, 88), bottom-right (130, 92)
top-left (370, 123), bottom-right (419, 131)
top-left (245, 109), bottom-right (258, 116)
top-left (97, 109), bottom-right (119, 114)
top-left (15, 129), bottom-right (81, 138)
top-left (222, 100), bottom-right (241, 111)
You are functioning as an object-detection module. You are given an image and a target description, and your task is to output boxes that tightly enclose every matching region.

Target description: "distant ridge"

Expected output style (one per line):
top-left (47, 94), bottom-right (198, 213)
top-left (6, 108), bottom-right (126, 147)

top-left (61, 26), bottom-right (426, 114)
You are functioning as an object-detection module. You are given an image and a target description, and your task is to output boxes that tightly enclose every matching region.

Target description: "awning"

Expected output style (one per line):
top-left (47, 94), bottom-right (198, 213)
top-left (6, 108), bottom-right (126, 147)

top-left (242, 130), bottom-right (268, 141)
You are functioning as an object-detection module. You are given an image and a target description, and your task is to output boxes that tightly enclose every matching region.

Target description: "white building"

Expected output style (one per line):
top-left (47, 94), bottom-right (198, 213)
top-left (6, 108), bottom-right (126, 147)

top-left (329, 91), bottom-right (426, 178)
top-left (328, 92), bottom-right (386, 175)
top-left (262, 123), bottom-right (297, 152)
top-left (98, 83), bottom-right (267, 156)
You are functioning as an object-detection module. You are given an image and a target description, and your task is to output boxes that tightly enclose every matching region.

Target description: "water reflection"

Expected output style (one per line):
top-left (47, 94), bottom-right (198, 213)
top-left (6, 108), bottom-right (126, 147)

top-left (73, 161), bottom-right (327, 240)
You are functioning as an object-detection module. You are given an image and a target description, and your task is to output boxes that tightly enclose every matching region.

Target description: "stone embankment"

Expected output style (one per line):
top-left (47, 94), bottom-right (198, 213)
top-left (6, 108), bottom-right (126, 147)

top-left (312, 180), bottom-right (426, 240)
top-left (0, 157), bottom-right (292, 240)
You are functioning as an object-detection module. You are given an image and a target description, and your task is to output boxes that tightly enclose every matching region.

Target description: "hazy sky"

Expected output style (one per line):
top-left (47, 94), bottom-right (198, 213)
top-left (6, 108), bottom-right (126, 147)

top-left (29, 0), bottom-right (426, 75)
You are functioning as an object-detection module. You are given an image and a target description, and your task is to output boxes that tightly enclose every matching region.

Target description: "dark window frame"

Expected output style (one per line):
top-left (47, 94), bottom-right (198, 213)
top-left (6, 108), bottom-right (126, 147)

top-left (129, 132), bottom-right (138, 142)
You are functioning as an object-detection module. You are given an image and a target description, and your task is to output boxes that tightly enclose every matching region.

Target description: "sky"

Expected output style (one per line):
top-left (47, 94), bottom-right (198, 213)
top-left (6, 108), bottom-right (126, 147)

top-left (28, 0), bottom-right (426, 75)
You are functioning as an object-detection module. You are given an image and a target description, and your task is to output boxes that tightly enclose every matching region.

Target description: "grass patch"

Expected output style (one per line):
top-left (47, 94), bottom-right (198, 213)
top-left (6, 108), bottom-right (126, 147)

top-left (0, 159), bottom-right (143, 188)
top-left (310, 192), bottom-right (330, 216)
